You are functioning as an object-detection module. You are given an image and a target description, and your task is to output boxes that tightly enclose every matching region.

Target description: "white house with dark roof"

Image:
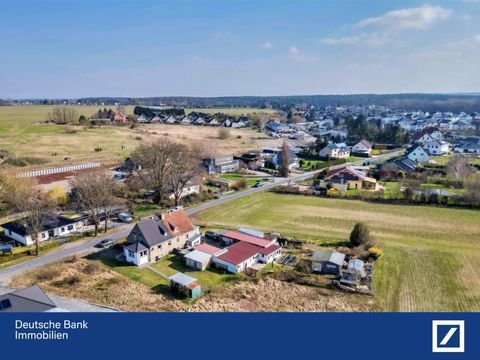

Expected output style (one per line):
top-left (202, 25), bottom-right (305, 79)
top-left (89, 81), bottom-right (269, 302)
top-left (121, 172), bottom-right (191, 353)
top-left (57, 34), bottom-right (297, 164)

top-left (123, 208), bottom-right (200, 266)
top-left (406, 145), bottom-right (430, 163)
top-left (425, 140), bottom-right (450, 155)
top-left (351, 139), bottom-right (372, 156)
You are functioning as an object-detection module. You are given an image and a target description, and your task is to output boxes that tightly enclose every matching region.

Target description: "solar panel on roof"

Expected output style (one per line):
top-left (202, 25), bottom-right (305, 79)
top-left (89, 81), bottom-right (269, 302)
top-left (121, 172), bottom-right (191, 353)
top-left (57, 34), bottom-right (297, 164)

top-left (0, 299), bottom-right (12, 310)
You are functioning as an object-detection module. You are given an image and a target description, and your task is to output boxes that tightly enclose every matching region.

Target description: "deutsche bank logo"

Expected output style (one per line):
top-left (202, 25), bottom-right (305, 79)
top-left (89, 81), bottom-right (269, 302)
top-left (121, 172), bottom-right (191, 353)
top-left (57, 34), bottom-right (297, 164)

top-left (432, 320), bottom-right (465, 353)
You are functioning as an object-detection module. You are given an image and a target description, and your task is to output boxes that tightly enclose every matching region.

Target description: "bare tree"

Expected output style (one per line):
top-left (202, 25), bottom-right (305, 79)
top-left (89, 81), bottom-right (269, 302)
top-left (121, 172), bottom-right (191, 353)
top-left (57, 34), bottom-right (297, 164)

top-left (47, 106), bottom-right (79, 124)
top-left (168, 144), bottom-right (201, 206)
top-left (446, 155), bottom-right (472, 179)
top-left (0, 174), bottom-right (53, 255)
top-left (71, 171), bottom-right (116, 236)
top-left (130, 139), bottom-right (178, 203)
top-left (464, 173), bottom-right (480, 207)
top-left (279, 141), bottom-right (290, 177)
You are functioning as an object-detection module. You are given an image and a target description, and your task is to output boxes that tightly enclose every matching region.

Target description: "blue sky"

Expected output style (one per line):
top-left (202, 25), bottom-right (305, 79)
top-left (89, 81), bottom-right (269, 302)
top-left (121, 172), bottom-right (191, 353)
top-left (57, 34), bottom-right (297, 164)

top-left (1, 0), bottom-right (480, 98)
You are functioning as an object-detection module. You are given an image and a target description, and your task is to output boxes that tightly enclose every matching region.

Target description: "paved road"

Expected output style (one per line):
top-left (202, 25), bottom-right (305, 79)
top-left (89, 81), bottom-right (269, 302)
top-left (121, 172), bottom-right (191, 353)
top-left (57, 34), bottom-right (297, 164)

top-left (0, 150), bottom-right (402, 281)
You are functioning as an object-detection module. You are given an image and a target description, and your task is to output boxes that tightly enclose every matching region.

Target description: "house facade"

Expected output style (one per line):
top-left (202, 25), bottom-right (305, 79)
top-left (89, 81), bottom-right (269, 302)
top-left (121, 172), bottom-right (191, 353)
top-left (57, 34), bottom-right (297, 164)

top-left (2, 213), bottom-right (86, 246)
top-left (319, 144), bottom-right (351, 159)
top-left (351, 139), bottom-right (372, 156)
top-left (123, 208), bottom-right (200, 266)
top-left (425, 140), bottom-right (450, 155)
top-left (203, 156), bottom-right (240, 174)
top-left (322, 165), bottom-right (378, 191)
top-left (406, 145), bottom-right (430, 163)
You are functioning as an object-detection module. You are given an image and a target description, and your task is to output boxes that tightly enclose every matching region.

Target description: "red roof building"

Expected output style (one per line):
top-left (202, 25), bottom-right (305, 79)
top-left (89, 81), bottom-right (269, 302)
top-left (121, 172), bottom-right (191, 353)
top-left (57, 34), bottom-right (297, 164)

top-left (221, 230), bottom-right (273, 248)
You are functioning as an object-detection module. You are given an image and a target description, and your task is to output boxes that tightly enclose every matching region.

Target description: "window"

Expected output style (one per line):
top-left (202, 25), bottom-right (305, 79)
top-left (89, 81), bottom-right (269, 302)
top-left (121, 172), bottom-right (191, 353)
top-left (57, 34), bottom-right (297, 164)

top-left (168, 241), bottom-right (172, 246)
top-left (41, 233), bottom-right (46, 239)
top-left (157, 244), bottom-right (162, 249)
top-left (67, 225), bottom-right (74, 231)
top-left (61, 227), bottom-right (65, 232)
top-left (128, 250), bottom-right (134, 257)
top-left (176, 237), bottom-right (179, 243)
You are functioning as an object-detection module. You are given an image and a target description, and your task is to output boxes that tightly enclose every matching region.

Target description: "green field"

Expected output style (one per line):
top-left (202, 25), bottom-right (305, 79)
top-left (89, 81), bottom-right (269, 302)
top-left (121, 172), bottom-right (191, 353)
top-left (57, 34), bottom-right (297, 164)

top-left (0, 105), bottom-right (263, 168)
top-left (196, 192), bottom-right (480, 311)
top-left (219, 173), bottom-right (263, 186)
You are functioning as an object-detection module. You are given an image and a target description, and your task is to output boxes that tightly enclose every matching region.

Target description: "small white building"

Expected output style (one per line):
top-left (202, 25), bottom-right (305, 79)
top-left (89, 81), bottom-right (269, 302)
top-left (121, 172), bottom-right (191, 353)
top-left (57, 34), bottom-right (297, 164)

top-left (406, 145), bottom-right (430, 163)
top-left (425, 140), bottom-right (450, 155)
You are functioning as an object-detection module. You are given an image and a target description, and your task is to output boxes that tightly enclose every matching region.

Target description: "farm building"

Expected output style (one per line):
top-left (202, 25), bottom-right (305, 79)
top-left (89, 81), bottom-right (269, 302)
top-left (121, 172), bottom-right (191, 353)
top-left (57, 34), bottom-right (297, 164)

top-left (169, 273), bottom-right (201, 299)
top-left (312, 250), bottom-right (345, 275)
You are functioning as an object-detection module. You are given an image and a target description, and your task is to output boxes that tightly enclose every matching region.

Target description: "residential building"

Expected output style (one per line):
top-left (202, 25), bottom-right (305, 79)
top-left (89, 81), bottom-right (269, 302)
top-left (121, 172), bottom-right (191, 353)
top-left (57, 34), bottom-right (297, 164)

top-left (203, 155), bottom-right (240, 174)
top-left (406, 145), bottom-right (430, 163)
top-left (123, 208), bottom-right (201, 266)
top-left (351, 139), bottom-right (372, 156)
top-left (425, 140), bottom-right (450, 155)
top-left (318, 143), bottom-right (351, 159)
top-left (2, 213), bottom-right (87, 246)
top-left (322, 165), bottom-right (379, 191)
top-left (271, 149), bottom-right (299, 170)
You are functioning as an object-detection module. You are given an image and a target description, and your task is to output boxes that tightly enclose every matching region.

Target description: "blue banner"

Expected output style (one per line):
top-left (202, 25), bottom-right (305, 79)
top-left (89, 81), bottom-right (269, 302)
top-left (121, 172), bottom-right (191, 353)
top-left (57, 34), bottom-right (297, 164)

top-left (0, 313), bottom-right (479, 359)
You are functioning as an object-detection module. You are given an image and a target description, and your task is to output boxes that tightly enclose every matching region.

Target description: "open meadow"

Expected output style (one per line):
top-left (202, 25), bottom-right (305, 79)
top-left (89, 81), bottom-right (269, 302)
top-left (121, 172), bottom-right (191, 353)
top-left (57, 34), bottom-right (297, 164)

top-left (0, 105), bottom-right (269, 169)
top-left (195, 192), bottom-right (480, 312)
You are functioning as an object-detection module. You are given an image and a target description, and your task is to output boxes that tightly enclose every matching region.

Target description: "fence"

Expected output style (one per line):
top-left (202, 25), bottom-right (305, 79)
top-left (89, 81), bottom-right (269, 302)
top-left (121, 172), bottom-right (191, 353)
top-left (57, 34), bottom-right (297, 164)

top-left (16, 162), bottom-right (101, 178)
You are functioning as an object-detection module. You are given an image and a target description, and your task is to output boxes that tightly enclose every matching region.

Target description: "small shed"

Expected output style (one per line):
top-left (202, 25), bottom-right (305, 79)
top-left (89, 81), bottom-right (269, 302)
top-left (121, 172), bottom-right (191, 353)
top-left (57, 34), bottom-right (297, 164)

top-left (312, 250), bottom-right (345, 275)
top-left (184, 250), bottom-right (212, 271)
top-left (169, 273), bottom-right (201, 299)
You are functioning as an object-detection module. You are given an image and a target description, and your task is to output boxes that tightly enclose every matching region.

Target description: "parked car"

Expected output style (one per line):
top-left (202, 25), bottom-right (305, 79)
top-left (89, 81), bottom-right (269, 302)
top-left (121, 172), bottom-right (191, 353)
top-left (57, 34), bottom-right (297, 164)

top-left (95, 238), bottom-right (116, 248)
top-left (118, 212), bottom-right (133, 223)
top-left (252, 182), bottom-right (263, 188)
top-left (205, 231), bottom-right (219, 241)
top-left (144, 189), bottom-right (155, 197)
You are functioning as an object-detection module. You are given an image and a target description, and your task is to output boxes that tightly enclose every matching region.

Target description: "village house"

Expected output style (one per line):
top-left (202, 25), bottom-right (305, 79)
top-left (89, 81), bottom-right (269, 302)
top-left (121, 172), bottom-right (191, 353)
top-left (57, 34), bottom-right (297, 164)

top-left (318, 143), bottom-right (351, 159)
top-left (271, 148), bottom-right (299, 170)
top-left (203, 155), bottom-right (240, 174)
top-left (2, 213), bottom-right (87, 246)
top-left (412, 127), bottom-right (443, 145)
top-left (237, 152), bottom-right (265, 170)
top-left (454, 140), bottom-right (480, 154)
top-left (322, 165), bottom-right (379, 191)
top-left (425, 140), bottom-right (450, 155)
top-left (112, 111), bottom-right (127, 124)
top-left (406, 145), bottom-right (430, 163)
top-left (381, 157), bottom-right (418, 177)
top-left (123, 208), bottom-right (201, 266)
top-left (184, 243), bottom-right (226, 271)
top-left (167, 180), bottom-right (201, 201)
top-left (351, 139), bottom-right (372, 156)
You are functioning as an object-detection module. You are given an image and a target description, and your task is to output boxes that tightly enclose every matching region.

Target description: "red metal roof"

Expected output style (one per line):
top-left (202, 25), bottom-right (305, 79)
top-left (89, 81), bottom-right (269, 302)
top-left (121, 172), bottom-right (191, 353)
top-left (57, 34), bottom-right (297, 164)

top-left (222, 230), bottom-right (272, 248)
top-left (216, 241), bottom-right (261, 265)
top-left (194, 243), bottom-right (223, 255)
top-left (216, 242), bottom-right (281, 266)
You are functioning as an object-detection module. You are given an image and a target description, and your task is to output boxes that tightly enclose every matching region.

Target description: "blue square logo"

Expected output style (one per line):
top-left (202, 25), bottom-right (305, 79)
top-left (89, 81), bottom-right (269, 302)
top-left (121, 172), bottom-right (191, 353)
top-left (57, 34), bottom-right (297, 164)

top-left (432, 320), bottom-right (464, 353)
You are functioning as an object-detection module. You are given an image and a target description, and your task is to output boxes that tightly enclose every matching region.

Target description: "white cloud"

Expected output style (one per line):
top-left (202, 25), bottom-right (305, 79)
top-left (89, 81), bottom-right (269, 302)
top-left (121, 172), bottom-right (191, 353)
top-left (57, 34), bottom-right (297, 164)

top-left (288, 46), bottom-right (318, 63)
top-left (260, 41), bottom-right (273, 49)
top-left (320, 33), bottom-right (390, 47)
top-left (356, 4), bottom-right (453, 30)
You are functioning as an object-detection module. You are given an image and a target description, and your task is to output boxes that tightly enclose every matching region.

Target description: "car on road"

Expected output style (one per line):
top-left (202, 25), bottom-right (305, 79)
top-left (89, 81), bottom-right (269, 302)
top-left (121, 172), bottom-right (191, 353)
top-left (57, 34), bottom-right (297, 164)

top-left (252, 182), bottom-right (263, 188)
top-left (118, 212), bottom-right (133, 223)
top-left (95, 238), bottom-right (116, 248)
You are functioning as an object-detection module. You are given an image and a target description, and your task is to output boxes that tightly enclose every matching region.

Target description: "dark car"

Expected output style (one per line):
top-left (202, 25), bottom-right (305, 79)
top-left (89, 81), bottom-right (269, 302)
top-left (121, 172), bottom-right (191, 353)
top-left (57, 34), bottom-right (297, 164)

top-left (95, 238), bottom-right (116, 248)
top-left (253, 182), bottom-right (263, 188)
top-left (205, 231), bottom-right (219, 241)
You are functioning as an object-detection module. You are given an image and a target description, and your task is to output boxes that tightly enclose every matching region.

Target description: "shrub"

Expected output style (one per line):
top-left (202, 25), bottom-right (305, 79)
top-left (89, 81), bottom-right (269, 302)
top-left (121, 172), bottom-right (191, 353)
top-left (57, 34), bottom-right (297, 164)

top-left (368, 246), bottom-right (384, 259)
top-left (36, 268), bottom-right (61, 282)
top-left (349, 222), bottom-right (376, 248)
top-left (232, 179), bottom-right (247, 190)
top-left (82, 262), bottom-right (100, 275)
top-left (53, 275), bottom-right (81, 288)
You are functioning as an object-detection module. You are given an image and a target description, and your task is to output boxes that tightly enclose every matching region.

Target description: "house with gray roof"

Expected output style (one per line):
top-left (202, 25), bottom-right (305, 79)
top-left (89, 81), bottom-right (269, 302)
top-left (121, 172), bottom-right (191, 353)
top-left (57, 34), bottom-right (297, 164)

top-left (123, 208), bottom-right (200, 266)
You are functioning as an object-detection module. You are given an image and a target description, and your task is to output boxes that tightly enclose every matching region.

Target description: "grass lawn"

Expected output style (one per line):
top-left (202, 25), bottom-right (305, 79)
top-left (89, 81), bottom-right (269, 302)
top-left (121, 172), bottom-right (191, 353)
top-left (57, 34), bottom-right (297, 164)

top-left (431, 154), bottom-right (480, 166)
top-left (133, 204), bottom-right (162, 218)
top-left (92, 255), bottom-right (167, 287)
top-left (196, 191), bottom-right (480, 311)
top-left (0, 105), bottom-right (263, 169)
top-left (298, 159), bottom-right (327, 171)
top-left (219, 173), bottom-right (262, 186)
top-left (151, 254), bottom-right (240, 290)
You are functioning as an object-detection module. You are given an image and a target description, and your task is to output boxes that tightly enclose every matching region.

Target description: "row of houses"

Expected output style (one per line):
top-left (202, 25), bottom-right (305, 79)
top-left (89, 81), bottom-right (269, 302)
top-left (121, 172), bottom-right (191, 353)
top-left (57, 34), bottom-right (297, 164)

top-left (137, 113), bottom-right (251, 128)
